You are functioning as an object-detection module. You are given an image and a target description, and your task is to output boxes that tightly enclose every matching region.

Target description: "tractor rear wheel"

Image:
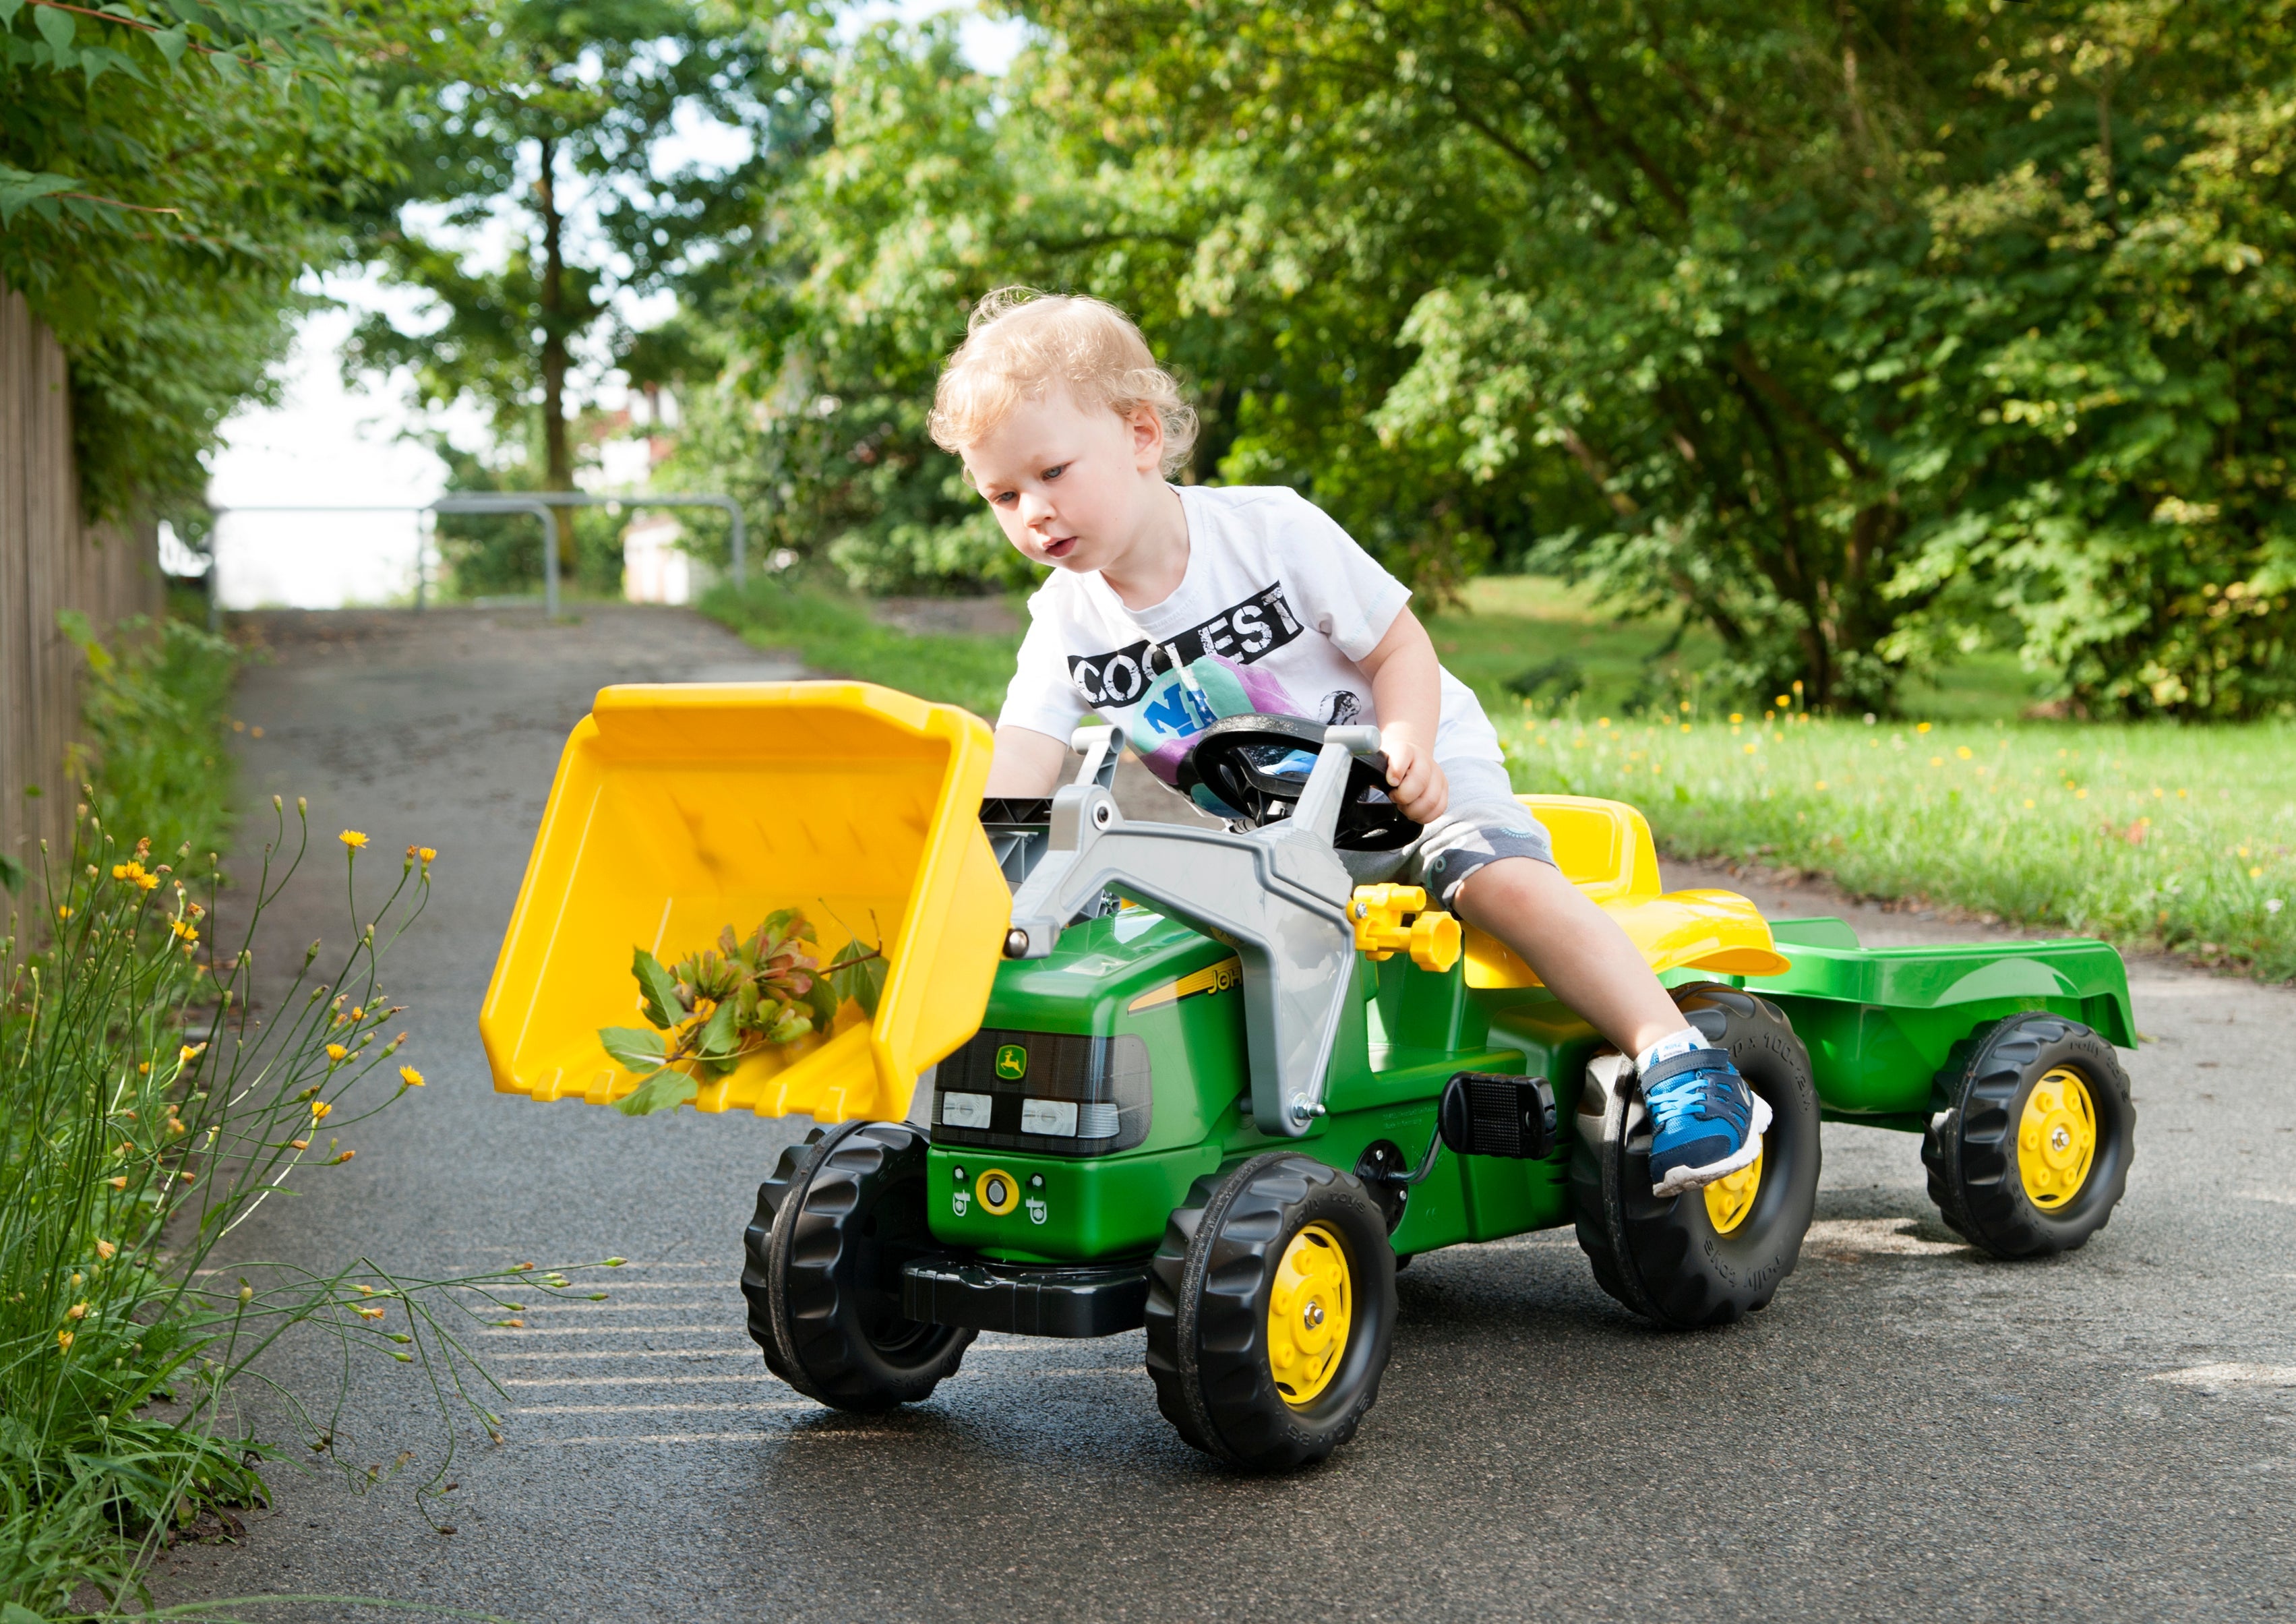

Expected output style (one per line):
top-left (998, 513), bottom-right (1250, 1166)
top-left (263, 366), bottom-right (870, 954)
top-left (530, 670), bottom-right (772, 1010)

top-left (1571, 982), bottom-right (1819, 1328)
top-left (1923, 1013), bottom-right (2134, 1258)
top-left (741, 1119), bottom-right (973, 1410)
top-left (1145, 1152), bottom-right (1396, 1471)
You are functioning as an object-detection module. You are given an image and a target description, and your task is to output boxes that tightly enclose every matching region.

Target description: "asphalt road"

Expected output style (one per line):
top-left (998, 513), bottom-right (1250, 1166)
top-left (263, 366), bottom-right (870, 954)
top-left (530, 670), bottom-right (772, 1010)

top-left (158, 606), bottom-right (2295, 1621)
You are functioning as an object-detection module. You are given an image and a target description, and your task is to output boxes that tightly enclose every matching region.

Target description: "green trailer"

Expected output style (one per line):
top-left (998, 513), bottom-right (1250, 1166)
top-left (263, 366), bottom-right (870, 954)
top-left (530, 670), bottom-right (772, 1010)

top-left (487, 686), bottom-right (2136, 1472)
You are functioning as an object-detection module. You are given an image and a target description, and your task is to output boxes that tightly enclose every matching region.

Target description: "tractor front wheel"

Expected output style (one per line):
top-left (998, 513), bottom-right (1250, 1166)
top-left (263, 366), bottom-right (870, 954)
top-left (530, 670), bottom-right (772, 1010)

top-left (1923, 1013), bottom-right (2134, 1258)
top-left (1145, 1153), bottom-right (1397, 1471)
top-left (741, 1120), bottom-right (973, 1410)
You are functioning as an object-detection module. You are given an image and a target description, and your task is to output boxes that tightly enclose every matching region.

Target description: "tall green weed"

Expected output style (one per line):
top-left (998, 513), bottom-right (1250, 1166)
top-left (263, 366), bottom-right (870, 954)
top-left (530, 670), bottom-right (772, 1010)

top-left (4, 620), bottom-right (612, 1617)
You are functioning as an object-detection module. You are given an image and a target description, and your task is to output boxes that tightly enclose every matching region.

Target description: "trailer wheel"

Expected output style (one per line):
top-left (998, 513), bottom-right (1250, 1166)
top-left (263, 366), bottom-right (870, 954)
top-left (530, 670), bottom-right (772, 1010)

top-left (1571, 982), bottom-right (1819, 1329)
top-left (1145, 1153), bottom-right (1397, 1471)
top-left (1923, 1013), bottom-right (2134, 1259)
top-left (740, 1119), bottom-right (973, 1410)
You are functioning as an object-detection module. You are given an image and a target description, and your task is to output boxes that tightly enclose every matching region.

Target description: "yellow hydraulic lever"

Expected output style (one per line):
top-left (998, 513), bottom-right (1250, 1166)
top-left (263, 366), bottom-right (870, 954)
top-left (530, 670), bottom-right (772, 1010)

top-left (1347, 884), bottom-right (1462, 973)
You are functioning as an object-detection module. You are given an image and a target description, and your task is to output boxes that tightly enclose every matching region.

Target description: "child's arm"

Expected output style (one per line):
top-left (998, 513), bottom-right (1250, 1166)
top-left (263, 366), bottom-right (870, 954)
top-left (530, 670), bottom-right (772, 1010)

top-left (984, 725), bottom-right (1072, 798)
top-left (1356, 606), bottom-right (1450, 824)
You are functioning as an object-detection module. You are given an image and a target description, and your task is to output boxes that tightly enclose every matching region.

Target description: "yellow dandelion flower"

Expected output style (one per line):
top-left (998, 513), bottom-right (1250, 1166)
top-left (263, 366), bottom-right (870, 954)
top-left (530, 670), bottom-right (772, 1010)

top-left (111, 863), bottom-right (129, 880)
top-left (2076, 788), bottom-right (2089, 800)
top-left (1929, 756), bottom-right (1943, 767)
top-left (1956, 746), bottom-right (1973, 760)
top-left (399, 1065), bottom-right (425, 1088)
top-left (2024, 799), bottom-right (2036, 809)
top-left (135, 870), bottom-right (157, 891)
top-left (56, 905), bottom-right (71, 920)
top-left (419, 845), bottom-right (437, 866)
top-left (1743, 742), bottom-right (1757, 755)
top-left (1814, 780), bottom-right (1828, 791)
top-left (95, 1240), bottom-right (116, 1261)
top-left (180, 1044), bottom-right (203, 1063)
top-left (57, 1330), bottom-right (73, 1352)
top-left (1728, 713), bottom-right (1743, 725)
top-left (1774, 694), bottom-right (1790, 709)
top-left (340, 830), bottom-right (369, 849)
top-left (326, 1043), bottom-right (347, 1062)
top-left (1916, 722), bottom-right (1932, 734)
top-left (2252, 866), bottom-right (2266, 879)
top-left (311, 1100), bottom-right (333, 1122)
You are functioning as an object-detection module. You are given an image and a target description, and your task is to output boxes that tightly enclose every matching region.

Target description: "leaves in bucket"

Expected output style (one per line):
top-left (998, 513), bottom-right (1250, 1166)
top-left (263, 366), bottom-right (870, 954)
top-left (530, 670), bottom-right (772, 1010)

top-left (602, 909), bottom-right (882, 1115)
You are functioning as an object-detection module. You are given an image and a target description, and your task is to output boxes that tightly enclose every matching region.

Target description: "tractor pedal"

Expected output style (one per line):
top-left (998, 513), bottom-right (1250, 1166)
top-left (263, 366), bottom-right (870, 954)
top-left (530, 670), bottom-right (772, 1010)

top-left (1439, 1072), bottom-right (1559, 1160)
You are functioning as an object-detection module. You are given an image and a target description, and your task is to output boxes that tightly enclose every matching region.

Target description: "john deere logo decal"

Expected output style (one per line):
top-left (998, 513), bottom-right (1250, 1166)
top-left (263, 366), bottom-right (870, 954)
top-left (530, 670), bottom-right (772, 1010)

top-left (994, 1044), bottom-right (1028, 1081)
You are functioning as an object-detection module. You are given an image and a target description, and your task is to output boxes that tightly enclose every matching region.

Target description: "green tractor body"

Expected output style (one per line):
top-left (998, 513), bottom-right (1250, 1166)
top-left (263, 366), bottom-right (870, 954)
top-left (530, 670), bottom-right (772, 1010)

top-left (913, 900), bottom-right (2134, 1283)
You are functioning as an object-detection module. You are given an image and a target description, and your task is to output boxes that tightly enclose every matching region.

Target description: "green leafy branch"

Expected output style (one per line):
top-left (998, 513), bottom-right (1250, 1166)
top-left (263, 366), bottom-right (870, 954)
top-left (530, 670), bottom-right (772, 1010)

top-left (601, 909), bottom-right (886, 1117)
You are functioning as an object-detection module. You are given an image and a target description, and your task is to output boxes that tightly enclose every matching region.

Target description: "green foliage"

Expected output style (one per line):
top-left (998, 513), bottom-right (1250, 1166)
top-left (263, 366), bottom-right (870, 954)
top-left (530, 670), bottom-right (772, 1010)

top-left (662, 3), bottom-right (2296, 713)
top-left (0, 0), bottom-right (417, 520)
top-left (604, 909), bottom-right (882, 1116)
top-left (56, 611), bottom-right (239, 872)
top-left (1507, 709), bottom-right (2296, 981)
top-left (349, 0), bottom-right (829, 570)
top-left (698, 574), bottom-right (1024, 717)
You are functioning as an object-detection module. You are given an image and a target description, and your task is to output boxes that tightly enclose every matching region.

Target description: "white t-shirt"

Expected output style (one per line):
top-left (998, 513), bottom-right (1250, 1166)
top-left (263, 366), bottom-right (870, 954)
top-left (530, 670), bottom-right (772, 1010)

top-left (997, 484), bottom-right (1503, 812)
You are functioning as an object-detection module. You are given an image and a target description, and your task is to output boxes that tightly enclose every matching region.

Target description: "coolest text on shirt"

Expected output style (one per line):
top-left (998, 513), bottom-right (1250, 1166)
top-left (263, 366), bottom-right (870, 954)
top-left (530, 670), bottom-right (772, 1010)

top-left (1064, 582), bottom-right (1305, 707)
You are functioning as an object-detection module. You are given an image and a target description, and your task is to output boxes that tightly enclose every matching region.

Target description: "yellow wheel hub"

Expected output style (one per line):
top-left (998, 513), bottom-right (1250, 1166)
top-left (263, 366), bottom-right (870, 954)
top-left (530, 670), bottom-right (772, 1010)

top-left (1267, 1222), bottom-right (1352, 1408)
top-left (1703, 1141), bottom-right (1764, 1235)
top-left (2018, 1067), bottom-right (2096, 1209)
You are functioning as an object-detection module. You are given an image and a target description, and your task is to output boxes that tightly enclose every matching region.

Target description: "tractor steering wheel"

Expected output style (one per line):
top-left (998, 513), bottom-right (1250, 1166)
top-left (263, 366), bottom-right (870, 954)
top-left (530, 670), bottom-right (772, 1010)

top-left (1176, 715), bottom-right (1422, 851)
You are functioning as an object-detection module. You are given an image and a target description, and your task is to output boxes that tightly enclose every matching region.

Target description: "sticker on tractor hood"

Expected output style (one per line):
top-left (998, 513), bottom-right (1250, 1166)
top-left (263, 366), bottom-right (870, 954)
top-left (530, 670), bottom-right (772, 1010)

top-left (1128, 956), bottom-right (1242, 1014)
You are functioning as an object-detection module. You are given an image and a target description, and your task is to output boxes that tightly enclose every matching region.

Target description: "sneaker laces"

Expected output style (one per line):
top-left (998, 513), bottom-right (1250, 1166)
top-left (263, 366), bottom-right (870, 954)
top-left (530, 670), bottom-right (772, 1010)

top-left (1641, 1055), bottom-right (1743, 1133)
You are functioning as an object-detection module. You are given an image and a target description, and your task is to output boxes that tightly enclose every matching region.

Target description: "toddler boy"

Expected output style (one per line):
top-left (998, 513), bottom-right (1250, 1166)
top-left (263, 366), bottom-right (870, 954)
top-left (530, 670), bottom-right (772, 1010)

top-left (928, 289), bottom-right (1764, 1194)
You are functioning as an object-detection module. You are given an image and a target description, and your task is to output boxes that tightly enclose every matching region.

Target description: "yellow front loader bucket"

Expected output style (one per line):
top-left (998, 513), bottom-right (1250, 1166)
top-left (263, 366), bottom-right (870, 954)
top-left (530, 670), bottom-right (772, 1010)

top-left (479, 682), bottom-right (1008, 1124)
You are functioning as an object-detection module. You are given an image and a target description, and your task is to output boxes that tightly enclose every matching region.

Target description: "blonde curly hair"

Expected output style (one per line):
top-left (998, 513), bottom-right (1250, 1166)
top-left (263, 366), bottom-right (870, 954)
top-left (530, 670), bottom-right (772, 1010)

top-left (928, 287), bottom-right (1199, 477)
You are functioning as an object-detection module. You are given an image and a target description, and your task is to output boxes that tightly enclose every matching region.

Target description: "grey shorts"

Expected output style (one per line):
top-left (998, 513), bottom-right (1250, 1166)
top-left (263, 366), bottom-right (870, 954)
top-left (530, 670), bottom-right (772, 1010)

top-left (1339, 757), bottom-right (1557, 906)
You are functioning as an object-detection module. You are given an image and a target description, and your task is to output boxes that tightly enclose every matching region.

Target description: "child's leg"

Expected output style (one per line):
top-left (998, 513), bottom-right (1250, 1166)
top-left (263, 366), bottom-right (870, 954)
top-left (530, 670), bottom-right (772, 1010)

top-left (1449, 855), bottom-right (1687, 1060)
top-left (1449, 854), bottom-right (1770, 1195)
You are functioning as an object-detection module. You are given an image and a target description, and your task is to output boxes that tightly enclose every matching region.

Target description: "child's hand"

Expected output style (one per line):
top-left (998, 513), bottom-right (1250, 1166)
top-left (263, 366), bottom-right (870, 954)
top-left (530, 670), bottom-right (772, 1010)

top-left (1379, 731), bottom-right (1449, 825)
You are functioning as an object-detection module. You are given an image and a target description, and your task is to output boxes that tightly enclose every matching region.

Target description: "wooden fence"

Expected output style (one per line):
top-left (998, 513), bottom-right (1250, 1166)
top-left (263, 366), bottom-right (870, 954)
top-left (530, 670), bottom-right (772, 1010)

top-left (1, 287), bottom-right (163, 886)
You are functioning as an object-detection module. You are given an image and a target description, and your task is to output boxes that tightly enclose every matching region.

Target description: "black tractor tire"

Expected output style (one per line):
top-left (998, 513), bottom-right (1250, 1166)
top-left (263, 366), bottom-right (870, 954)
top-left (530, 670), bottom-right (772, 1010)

top-left (1144, 1152), bottom-right (1397, 1472)
top-left (739, 1119), bottom-right (973, 1410)
top-left (1571, 982), bottom-right (1819, 1329)
top-left (1923, 1013), bottom-right (2134, 1259)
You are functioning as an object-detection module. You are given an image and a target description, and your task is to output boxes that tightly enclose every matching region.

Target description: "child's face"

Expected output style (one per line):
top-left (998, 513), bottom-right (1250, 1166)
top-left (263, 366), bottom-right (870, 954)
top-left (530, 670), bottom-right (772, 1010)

top-left (963, 388), bottom-right (1166, 574)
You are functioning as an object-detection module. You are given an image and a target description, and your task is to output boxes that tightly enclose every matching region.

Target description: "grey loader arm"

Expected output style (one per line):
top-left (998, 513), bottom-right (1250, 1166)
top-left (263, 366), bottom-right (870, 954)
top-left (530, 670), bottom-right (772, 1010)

top-left (1003, 726), bottom-right (1381, 1137)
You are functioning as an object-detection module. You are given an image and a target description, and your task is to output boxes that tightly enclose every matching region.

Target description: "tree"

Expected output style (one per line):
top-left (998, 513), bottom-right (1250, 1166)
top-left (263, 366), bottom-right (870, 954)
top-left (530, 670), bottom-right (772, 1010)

top-left (347, 0), bottom-right (826, 570)
top-left (1, 0), bottom-right (412, 520)
top-left (1031, 0), bottom-right (2296, 713)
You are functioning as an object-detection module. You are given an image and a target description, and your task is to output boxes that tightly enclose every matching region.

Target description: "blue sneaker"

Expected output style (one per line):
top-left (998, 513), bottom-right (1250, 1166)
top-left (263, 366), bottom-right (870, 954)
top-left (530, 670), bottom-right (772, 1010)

top-left (1640, 1048), bottom-right (1772, 1197)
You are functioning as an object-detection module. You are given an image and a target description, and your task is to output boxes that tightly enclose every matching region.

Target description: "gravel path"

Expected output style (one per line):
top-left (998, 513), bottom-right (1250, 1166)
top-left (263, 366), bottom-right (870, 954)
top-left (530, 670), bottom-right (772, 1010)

top-left (156, 606), bottom-right (2295, 1621)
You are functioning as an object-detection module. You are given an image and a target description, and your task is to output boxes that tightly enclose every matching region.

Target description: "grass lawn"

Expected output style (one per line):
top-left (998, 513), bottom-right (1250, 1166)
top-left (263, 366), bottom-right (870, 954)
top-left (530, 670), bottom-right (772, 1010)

top-left (700, 571), bottom-right (2291, 980)
top-left (700, 578), bottom-right (1025, 719)
top-left (1504, 709), bottom-right (2296, 980)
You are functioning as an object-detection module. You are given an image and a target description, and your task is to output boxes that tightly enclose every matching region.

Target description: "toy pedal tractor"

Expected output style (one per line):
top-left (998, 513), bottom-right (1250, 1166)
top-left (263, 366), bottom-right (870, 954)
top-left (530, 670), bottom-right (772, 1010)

top-left (482, 684), bottom-right (2138, 1471)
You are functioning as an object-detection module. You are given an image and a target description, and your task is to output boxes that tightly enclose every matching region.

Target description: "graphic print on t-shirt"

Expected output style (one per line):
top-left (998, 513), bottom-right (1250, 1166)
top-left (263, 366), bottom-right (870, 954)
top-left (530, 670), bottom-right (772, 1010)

top-left (1064, 582), bottom-right (1305, 706)
top-left (1064, 582), bottom-right (1326, 807)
